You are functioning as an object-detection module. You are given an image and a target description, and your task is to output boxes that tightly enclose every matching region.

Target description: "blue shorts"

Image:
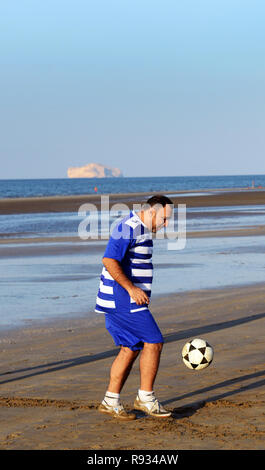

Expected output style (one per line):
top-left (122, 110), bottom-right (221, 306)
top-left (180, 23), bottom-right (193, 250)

top-left (105, 309), bottom-right (164, 351)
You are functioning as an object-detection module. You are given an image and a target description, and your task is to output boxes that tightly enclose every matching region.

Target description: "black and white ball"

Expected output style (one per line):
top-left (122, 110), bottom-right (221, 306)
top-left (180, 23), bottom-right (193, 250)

top-left (182, 338), bottom-right (214, 370)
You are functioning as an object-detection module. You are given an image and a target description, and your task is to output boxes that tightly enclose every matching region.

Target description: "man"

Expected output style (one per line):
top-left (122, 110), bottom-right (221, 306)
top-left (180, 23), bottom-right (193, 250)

top-left (95, 194), bottom-right (173, 420)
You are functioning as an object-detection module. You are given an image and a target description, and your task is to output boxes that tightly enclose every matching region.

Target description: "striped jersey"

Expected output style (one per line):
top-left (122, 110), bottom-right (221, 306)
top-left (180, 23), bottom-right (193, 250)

top-left (95, 210), bottom-right (153, 314)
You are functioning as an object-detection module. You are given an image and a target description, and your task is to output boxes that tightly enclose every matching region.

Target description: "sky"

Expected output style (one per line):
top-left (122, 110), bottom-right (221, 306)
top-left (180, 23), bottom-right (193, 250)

top-left (0, 0), bottom-right (265, 179)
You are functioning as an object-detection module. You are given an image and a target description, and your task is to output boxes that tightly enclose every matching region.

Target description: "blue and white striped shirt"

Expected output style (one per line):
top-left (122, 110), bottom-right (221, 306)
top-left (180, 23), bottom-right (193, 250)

top-left (95, 210), bottom-right (153, 314)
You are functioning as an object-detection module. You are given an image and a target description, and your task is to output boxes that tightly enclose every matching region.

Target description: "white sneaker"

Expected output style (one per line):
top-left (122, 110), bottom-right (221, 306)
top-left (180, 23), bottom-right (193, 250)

top-left (134, 395), bottom-right (172, 418)
top-left (98, 402), bottom-right (136, 421)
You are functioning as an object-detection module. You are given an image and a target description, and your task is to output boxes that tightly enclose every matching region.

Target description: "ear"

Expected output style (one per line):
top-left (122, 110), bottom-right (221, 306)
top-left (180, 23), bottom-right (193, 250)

top-left (150, 207), bottom-right (156, 217)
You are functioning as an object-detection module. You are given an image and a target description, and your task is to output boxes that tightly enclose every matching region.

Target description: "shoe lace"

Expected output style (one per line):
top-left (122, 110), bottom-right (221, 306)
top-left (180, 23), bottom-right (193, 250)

top-left (149, 398), bottom-right (169, 414)
top-left (149, 398), bottom-right (161, 413)
top-left (113, 404), bottom-right (124, 414)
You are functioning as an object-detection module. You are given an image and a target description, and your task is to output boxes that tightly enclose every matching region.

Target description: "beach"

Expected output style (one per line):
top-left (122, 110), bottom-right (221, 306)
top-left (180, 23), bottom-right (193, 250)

top-left (0, 189), bottom-right (264, 449)
top-left (0, 284), bottom-right (264, 450)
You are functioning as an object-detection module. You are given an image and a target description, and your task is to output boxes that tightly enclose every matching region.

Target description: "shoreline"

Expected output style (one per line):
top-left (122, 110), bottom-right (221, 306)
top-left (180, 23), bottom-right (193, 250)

top-left (1, 224), bottom-right (265, 246)
top-left (0, 282), bottom-right (264, 449)
top-left (0, 187), bottom-right (265, 215)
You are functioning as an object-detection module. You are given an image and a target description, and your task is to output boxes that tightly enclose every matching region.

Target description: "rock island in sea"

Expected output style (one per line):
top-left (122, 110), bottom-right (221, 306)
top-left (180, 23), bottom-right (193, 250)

top-left (67, 162), bottom-right (123, 178)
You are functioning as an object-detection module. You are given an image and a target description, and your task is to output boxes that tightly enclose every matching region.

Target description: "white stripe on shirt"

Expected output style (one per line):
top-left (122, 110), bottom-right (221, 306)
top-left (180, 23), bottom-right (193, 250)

top-left (130, 306), bottom-right (149, 312)
top-left (131, 268), bottom-right (153, 277)
top-left (102, 267), bottom-right (114, 280)
top-left (133, 282), bottom-right (152, 290)
top-left (99, 281), bottom-right (114, 295)
top-left (129, 246), bottom-right (153, 254)
top-left (96, 296), bottom-right (115, 308)
top-left (131, 258), bottom-right (152, 264)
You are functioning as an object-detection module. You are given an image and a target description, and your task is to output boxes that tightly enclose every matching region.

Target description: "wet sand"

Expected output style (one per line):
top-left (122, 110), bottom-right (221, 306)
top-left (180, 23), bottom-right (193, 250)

top-left (0, 188), bottom-right (265, 215)
top-left (0, 283), bottom-right (264, 450)
top-left (1, 224), bottom-right (265, 249)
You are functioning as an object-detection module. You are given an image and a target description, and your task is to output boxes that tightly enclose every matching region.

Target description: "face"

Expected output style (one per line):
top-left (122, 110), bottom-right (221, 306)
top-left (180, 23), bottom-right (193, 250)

top-left (150, 204), bottom-right (173, 233)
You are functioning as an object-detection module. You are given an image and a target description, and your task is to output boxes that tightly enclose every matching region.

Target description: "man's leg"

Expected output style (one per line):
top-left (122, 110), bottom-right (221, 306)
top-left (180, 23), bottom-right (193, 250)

top-left (99, 346), bottom-right (140, 420)
top-left (134, 342), bottom-right (171, 417)
top-left (139, 342), bottom-right (163, 391)
top-left (107, 346), bottom-right (140, 394)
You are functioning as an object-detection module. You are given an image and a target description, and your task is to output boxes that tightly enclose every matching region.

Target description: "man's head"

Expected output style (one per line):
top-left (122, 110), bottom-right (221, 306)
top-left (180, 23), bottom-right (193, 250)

top-left (138, 194), bottom-right (173, 233)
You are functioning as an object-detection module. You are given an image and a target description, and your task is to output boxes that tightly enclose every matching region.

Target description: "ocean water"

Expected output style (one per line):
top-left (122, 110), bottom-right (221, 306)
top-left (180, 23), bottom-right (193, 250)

top-left (1, 174), bottom-right (265, 198)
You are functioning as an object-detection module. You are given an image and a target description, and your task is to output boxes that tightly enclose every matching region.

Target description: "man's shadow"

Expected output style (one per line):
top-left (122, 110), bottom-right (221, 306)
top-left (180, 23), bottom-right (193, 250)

top-left (169, 370), bottom-right (265, 419)
top-left (132, 369), bottom-right (265, 420)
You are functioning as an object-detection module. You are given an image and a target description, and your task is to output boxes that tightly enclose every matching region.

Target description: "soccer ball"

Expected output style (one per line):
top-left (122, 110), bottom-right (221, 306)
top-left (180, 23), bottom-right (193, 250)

top-left (182, 338), bottom-right (214, 370)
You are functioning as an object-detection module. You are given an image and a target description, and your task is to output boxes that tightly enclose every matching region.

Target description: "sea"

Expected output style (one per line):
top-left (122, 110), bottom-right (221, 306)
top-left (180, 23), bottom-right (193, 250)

top-left (1, 174), bottom-right (265, 199)
top-left (0, 174), bottom-right (265, 330)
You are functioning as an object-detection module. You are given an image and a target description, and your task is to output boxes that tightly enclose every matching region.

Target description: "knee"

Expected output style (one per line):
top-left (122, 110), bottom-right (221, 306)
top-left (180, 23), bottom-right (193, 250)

top-left (120, 346), bottom-right (140, 359)
top-left (144, 342), bottom-right (163, 353)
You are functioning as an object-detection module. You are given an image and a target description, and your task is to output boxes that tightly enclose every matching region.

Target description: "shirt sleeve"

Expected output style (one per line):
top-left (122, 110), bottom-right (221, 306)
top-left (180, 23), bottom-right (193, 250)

top-left (103, 222), bottom-right (132, 262)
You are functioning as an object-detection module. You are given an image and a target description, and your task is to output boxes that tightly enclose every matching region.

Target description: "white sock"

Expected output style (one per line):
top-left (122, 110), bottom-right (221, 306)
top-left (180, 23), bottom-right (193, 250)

top-left (102, 391), bottom-right (120, 407)
top-left (138, 389), bottom-right (155, 402)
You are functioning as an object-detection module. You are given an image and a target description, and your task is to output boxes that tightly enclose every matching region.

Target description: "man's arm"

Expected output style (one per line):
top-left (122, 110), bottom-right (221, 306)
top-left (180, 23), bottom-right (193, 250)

top-left (102, 257), bottom-right (149, 306)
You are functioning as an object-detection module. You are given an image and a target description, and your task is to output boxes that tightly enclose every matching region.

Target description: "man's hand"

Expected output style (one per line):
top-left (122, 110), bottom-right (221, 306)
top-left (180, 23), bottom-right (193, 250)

top-left (128, 286), bottom-right (150, 306)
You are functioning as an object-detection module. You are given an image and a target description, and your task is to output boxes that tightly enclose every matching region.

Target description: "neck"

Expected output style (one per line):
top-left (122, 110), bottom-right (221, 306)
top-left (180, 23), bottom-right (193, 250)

top-left (134, 210), bottom-right (151, 231)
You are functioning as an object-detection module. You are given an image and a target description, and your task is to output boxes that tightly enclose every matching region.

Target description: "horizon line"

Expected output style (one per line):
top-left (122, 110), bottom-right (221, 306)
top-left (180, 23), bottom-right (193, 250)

top-left (1, 173), bottom-right (265, 181)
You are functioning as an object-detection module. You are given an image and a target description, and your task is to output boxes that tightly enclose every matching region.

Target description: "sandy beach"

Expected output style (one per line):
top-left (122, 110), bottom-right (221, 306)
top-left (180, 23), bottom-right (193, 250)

top-left (0, 189), bottom-right (264, 450)
top-left (0, 283), bottom-right (264, 450)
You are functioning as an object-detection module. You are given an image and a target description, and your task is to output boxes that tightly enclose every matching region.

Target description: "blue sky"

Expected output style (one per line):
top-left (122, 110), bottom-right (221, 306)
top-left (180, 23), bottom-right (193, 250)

top-left (0, 0), bottom-right (264, 178)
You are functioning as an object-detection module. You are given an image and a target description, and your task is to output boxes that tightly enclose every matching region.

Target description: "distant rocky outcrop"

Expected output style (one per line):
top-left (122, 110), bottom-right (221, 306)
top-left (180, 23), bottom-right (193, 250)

top-left (67, 163), bottom-right (123, 178)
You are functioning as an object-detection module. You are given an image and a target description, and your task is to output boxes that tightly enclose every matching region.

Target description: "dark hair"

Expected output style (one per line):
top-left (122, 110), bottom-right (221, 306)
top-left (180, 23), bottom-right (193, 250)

top-left (145, 194), bottom-right (173, 208)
